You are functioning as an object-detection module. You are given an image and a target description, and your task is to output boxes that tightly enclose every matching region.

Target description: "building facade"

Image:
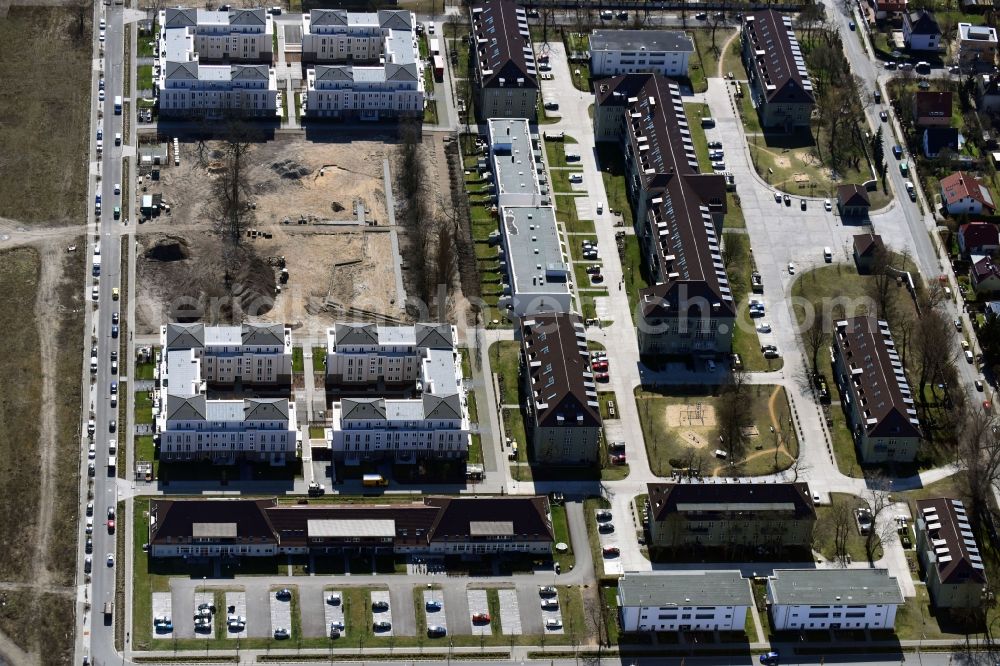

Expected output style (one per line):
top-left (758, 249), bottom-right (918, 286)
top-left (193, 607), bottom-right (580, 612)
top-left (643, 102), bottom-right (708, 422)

top-left (832, 316), bottom-right (922, 463)
top-left (162, 322), bottom-right (292, 386)
top-left (595, 74), bottom-right (734, 358)
top-left (324, 323), bottom-right (470, 464)
top-left (589, 30), bottom-right (693, 78)
top-left (302, 9), bottom-right (424, 120)
top-left (904, 10), bottom-right (942, 51)
top-left (646, 481), bottom-right (817, 554)
top-left (940, 171), bottom-right (996, 216)
top-left (520, 313), bottom-right (602, 465)
top-left (958, 22), bottom-right (997, 69)
top-left (161, 8), bottom-right (273, 62)
top-left (149, 495), bottom-right (554, 558)
top-left (959, 222), bottom-right (1000, 257)
top-left (915, 498), bottom-right (988, 608)
top-left (617, 571), bottom-right (753, 633)
top-left (470, 0), bottom-right (538, 119)
top-left (741, 10), bottom-right (815, 130)
top-left (767, 569), bottom-right (903, 631)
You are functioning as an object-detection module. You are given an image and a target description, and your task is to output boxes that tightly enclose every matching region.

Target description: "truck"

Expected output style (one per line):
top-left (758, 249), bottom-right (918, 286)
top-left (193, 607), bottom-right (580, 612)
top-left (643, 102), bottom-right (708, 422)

top-left (429, 38), bottom-right (441, 56)
top-left (108, 455), bottom-right (117, 474)
top-left (92, 254), bottom-right (102, 277)
top-left (114, 96), bottom-right (122, 115)
top-left (103, 601), bottom-right (114, 624)
top-left (433, 55), bottom-right (444, 82)
top-left (362, 474), bottom-right (388, 487)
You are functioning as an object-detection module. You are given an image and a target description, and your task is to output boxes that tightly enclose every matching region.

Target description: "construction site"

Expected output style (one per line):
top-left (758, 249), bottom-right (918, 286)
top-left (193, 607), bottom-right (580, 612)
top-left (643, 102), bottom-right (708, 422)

top-left (133, 134), bottom-right (424, 337)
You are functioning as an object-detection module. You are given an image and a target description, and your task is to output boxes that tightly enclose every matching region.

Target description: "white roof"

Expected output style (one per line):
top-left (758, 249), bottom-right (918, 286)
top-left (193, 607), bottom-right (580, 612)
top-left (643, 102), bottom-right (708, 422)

top-left (307, 519), bottom-right (396, 537)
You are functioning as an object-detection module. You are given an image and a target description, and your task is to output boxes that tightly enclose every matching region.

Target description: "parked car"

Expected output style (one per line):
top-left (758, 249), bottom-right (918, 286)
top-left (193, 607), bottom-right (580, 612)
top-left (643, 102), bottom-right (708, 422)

top-left (595, 372), bottom-right (609, 382)
top-left (472, 612), bottom-right (491, 624)
top-left (824, 199), bottom-right (832, 211)
top-left (539, 586), bottom-right (557, 595)
top-left (598, 521), bottom-right (615, 533)
top-left (596, 510), bottom-right (612, 522)
top-left (602, 545), bottom-right (620, 557)
top-left (879, 110), bottom-right (888, 122)
top-left (428, 625), bottom-right (447, 637)
top-left (540, 599), bottom-right (559, 610)
top-left (545, 618), bottom-right (563, 629)
top-left (326, 593), bottom-right (341, 605)
top-left (787, 262), bottom-right (796, 274)
top-left (783, 194), bottom-right (791, 206)
top-left (425, 599), bottom-right (442, 611)
top-left (757, 322), bottom-right (772, 333)
top-left (760, 652), bottom-right (780, 665)
top-left (275, 589), bottom-right (291, 600)
top-left (273, 628), bottom-right (290, 639)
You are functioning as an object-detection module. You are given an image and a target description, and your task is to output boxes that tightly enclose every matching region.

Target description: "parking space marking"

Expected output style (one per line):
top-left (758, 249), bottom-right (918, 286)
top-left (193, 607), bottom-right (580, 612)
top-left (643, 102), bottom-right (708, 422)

top-left (423, 589), bottom-right (447, 638)
top-left (269, 589), bottom-right (292, 640)
top-left (595, 509), bottom-right (624, 575)
top-left (225, 591), bottom-right (247, 639)
top-left (539, 587), bottom-right (564, 635)
top-left (323, 589), bottom-right (346, 639)
top-left (371, 590), bottom-right (393, 637)
top-left (194, 591), bottom-right (214, 639)
top-left (152, 592), bottom-right (172, 638)
top-left (497, 589), bottom-right (521, 635)
top-left (467, 589), bottom-right (491, 636)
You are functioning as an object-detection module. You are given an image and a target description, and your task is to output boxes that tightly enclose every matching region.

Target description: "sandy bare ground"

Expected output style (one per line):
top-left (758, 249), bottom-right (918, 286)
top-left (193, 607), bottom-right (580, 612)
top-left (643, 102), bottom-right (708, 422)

top-left (665, 402), bottom-right (718, 428)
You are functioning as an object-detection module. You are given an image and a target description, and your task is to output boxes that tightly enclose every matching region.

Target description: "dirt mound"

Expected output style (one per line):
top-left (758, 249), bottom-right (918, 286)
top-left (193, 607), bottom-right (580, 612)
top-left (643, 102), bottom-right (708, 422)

top-left (331, 201), bottom-right (345, 213)
top-left (145, 236), bottom-right (191, 262)
top-left (271, 159), bottom-right (312, 180)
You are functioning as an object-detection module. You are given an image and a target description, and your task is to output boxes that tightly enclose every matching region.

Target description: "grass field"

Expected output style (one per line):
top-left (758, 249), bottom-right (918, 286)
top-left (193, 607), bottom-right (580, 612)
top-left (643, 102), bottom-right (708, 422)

top-left (813, 493), bottom-right (884, 564)
top-left (0, 7), bottom-right (91, 226)
top-left (636, 384), bottom-right (798, 477)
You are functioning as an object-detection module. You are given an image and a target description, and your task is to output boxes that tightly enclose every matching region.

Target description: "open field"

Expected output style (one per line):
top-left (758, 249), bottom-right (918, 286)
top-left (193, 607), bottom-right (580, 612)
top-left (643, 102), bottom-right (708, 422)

top-left (636, 384), bottom-right (798, 477)
top-left (0, 6), bottom-right (91, 226)
top-left (135, 134), bottom-right (416, 337)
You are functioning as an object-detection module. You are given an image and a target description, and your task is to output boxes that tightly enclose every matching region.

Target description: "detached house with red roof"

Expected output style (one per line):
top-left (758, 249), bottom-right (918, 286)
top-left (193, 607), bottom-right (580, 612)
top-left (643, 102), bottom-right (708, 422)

top-left (941, 171), bottom-right (996, 216)
top-left (958, 222), bottom-right (1000, 257)
top-left (971, 255), bottom-right (1000, 295)
top-left (874, 0), bottom-right (908, 19)
top-left (912, 91), bottom-right (952, 128)
top-left (741, 10), bottom-right (815, 130)
top-left (832, 316), bottom-right (921, 463)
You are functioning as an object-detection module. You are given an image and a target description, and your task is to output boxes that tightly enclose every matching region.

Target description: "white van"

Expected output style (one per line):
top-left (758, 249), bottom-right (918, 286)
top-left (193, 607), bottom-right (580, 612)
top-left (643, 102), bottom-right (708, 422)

top-left (596, 201), bottom-right (603, 214)
top-left (824, 247), bottom-right (832, 262)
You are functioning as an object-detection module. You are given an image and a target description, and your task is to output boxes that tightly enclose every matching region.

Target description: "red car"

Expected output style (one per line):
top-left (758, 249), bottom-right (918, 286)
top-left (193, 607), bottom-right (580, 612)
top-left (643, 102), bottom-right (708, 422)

top-left (610, 454), bottom-right (626, 465)
top-left (107, 519), bottom-right (115, 534)
top-left (602, 545), bottom-right (620, 557)
top-left (472, 612), bottom-right (490, 624)
top-left (592, 360), bottom-right (608, 371)
top-left (595, 372), bottom-right (610, 382)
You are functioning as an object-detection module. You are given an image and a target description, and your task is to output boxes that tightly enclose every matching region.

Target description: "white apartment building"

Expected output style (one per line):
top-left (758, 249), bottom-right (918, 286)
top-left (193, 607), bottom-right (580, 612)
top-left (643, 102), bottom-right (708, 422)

top-left (617, 571), bottom-right (753, 633)
top-left (767, 569), bottom-right (903, 631)
top-left (162, 322), bottom-right (292, 386)
top-left (157, 25), bottom-right (277, 118)
top-left (589, 30), bottom-right (694, 78)
top-left (301, 9), bottom-right (424, 120)
top-left (324, 323), bottom-right (470, 464)
top-left (160, 8), bottom-right (273, 62)
top-left (158, 394), bottom-right (297, 465)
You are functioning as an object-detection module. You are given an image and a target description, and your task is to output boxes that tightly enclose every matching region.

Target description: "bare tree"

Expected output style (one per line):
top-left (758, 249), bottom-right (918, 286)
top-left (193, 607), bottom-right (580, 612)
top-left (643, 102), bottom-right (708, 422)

top-left (209, 124), bottom-right (257, 270)
top-left (914, 308), bottom-right (955, 407)
top-left (787, 453), bottom-right (811, 482)
top-left (829, 496), bottom-right (854, 564)
top-left (721, 229), bottom-right (748, 271)
top-left (957, 411), bottom-right (1000, 528)
top-left (803, 300), bottom-right (827, 376)
top-left (866, 238), bottom-right (898, 321)
top-left (860, 472), bottom-right (895, 565)
top-left (718, 383), bottom-right (753, 462)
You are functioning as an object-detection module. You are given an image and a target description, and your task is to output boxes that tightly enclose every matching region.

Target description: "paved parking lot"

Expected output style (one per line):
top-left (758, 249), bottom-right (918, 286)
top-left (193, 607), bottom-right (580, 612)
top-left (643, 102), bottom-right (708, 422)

top-left (225, 591), bottom-right (247, 639)
top-left (194, 591), bottom-right (214, 639)
top-left (269, 588), bottom-right (293, 639)
top-left (152, 592), bottom-right (172, 637)
top-left (371, 590), bottom-right (393, 637)
top-left (467, 589), bottom-right (491, 636)
top-left (497, 588), bottom-right (521, 635)
top-left (299, 583), bottom-right (326, 638)
top-left (388, 584), bottom-right (416, 636)
top-left (595, 509), bottom-right (624, 575)
top-left (423, 589), bottom-right (447, 637)
top-left (540, 588), bottom-right (564, 635)
top-left (323, 589), bottom-right (346, 639)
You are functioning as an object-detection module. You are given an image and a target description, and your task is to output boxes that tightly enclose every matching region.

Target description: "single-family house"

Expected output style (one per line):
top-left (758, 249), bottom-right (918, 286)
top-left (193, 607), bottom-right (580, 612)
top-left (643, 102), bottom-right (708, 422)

top-left (958, 23), bottom-right (998, 71)
top-left (923, 127), bottom-right (963, 158)
top-left (971, 255), bottom-right (1000, 294)
top-left (903, 10), bottom-right (942, 51)
top-left (853, 233), bottom-right (885, 273)
top-left (874, 0), bottom-right (908, 19)
top-left (837, 184), bottom-right (872, 217)
top-left (912, 91), bottom-right (953, 127)
top-left (958, 222), bottom-right (1000, 257)
top-left (940, 171), bottom-right (996, 215)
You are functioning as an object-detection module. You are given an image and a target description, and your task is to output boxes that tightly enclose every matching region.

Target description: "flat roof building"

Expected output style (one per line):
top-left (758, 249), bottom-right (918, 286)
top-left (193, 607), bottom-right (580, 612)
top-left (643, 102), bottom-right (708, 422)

top-left (767, 569), bottom-right (903, 631)
top-left (589, 29), bottom-right (694, 78)
top-left (618, 571), bottom-right (753, 633)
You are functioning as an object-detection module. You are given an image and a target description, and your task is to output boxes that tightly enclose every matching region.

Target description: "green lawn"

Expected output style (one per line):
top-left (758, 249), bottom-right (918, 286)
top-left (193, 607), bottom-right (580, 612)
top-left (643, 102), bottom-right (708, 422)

top-left (137, 65), bottom-right (153, 91)
top-left (635, 384), bottom-right (798, 477)
top-left (549, 169), bottom-right (585, 195)
top-left (596, 143), bottom-right (633, 228)
top-left (724, 192), bottom-right (746, 229)
top-left (135, 352), bottom-right (157, 380)
top-left (503, 408), bottom-right (528, 461)
top-left (545, 139), bottom-right (583, 170)
top-left (312, 346), bottom-right (326, 372)
top-left (292, 347), bottom-right (303, 373)
top-left (620, 233), bottom-right (646, 324)
top-left (135, 390), bottom-right (153, 425)
top-left (536, 96), bottom-right (560, 125)
top-left (813, 493), bottom-right (884, 564)
top-left (685, 102), bottom-right (714, 170)
top-left (688, 27), bottom-right (737, 91)
top-left (724, 231), bottom-right (782, 372)
top-left (550, 503), bottom-right (575, 572)
top-left (488, 341), bottom-right (520, 397)
top-left (138, 23), bottom-right (157, 57)
top-left (555, 195), bottom-right (594, 234)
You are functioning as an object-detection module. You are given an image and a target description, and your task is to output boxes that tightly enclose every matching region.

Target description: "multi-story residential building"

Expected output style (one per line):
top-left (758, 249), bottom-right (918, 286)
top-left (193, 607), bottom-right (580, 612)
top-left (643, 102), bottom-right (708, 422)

top-left (162, 322), bottom-right (292, 386)
top-left (486, 118), bottom-right (571, 315)
top-left (940, 171), bottom-right (996, 216)
top-left (915, 498), bottom-right (988, 608)
top-left (324, 323), bottom-right (469, 464)
top-left (595, 74), bottom-right (734, 358)
top-left (157, 22), bottom-right (277, 118)
top-left (904, 10), bottom-right (942, 52)
top-left (646, 481), bottom-right (817, 554)
top-left (589, 30), bottom-right (694, 78)
top-left (161, 8), bottom-right (273, 62)
top-left (766, 569), bottom-right (903, 631)
top-left (470, 0), bottom-right (538, 119)
top-left (832, 316), bottom-right (922, 463)
top-left (741, 10), bottom-right (815, 130)
top-left (302, 9), bottom-right (424, 120)
top-left (959, 222), bottom-right (1000, 258)
top-left (958, 23), bottom-right (997, 69)
top-left (971, 255), bottom-right (1000, 294)
top-left (519, 313), bottom-right (601, 465)
top-left (149, 495), bottom-right (554, 558)
top-left (617, 571), bottom-right (753, 633)
top-left (911, 90), bottom-right (953, 127)
top-left (158, 393), bottom-right (298, 465)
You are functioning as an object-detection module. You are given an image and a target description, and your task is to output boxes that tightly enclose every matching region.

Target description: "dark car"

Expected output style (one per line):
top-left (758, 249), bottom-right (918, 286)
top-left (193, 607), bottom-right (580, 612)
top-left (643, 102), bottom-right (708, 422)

top-left (760, 652), bottom-right (780, 665)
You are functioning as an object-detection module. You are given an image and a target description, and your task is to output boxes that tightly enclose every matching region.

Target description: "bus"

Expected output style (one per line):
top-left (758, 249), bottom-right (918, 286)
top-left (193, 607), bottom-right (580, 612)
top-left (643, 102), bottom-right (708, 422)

top-left (362, 474), bottom-right (388, 487)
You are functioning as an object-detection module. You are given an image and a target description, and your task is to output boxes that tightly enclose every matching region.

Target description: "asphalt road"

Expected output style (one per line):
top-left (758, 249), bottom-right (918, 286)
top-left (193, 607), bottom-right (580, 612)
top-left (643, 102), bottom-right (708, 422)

top-left (79, 1), bottom-right (127, 665)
